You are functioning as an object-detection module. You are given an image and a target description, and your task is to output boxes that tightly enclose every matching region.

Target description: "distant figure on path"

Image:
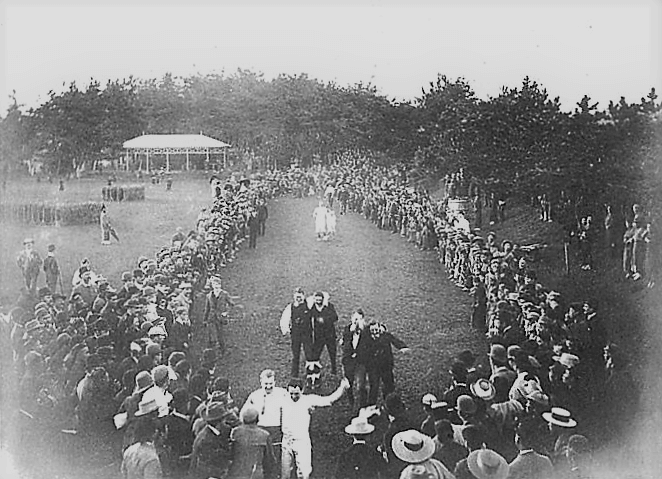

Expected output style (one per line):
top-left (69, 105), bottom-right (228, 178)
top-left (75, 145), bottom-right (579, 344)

top-left (326, 209), bottom-right (337, 239)
top-left (313, 201), bottom-right (328, 241)
top-left (43, 244), bottom-right (62, 294)
top-left (257, 199), bottom-right (269, 236)
top-left (17, 238), bottom-right (42, 296)
top-left (100, 204), bottom-right (120, 245)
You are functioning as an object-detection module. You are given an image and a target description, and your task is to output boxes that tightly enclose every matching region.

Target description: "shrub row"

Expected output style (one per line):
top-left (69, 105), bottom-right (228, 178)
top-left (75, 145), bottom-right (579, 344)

top-left (102, 185), bottom-right (145, 202)
top-left (0, 202), bottom-right (103, 226)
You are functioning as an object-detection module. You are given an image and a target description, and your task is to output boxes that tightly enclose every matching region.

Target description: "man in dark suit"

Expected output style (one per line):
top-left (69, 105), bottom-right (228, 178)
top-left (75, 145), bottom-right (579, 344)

top-left (308, 291), bottom-right (339, 375)
top-left (334, 416), bottom-right (385, 479)
top-left (203, 276), bottom-right (236, 354)
top-left (340, 309), bottom-right (373, 408)
top-left (257, 199), bottom-right (269, 236)
top-left (280, 287), bottom-right (313, 377)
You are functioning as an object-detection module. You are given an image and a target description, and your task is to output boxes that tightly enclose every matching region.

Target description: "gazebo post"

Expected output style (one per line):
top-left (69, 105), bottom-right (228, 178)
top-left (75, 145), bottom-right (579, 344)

top-left (206, 151), bottom-right (210, 170)
top-left (166, 151), bottom-right (170, 172)
top-left (223, 148), bottom-right (227, 170)
top-left (146, 151), bottom-right (150, 173)
top-left (186, 151), bottom-right (190, 171)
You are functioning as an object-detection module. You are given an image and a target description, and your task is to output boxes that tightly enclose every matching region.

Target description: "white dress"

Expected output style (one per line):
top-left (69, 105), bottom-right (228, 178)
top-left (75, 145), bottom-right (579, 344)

top-left (313, 206), bottom-right (328, 235)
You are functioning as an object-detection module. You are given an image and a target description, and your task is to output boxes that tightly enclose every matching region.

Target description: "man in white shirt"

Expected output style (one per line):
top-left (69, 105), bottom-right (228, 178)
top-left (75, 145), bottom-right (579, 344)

top-left (242, 369), bottom-right (289, 447)
top-left (142, 365), bottom-right (172, 417)
top-left (281, 376), bottom-right (350, 479)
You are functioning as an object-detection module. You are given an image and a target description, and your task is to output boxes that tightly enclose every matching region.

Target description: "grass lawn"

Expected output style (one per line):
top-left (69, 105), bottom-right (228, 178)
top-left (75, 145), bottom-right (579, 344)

top-left (0, 173), bottom-right (212, 307)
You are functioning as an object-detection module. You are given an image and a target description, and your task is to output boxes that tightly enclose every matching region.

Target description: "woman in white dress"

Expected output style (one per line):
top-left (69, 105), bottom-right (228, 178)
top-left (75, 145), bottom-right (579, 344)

top-left (313, 201), bottom-right (328, 240)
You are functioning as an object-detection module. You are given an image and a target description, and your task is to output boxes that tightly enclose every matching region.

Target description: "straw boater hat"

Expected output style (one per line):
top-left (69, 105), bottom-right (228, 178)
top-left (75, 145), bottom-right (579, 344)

top-left (470, 379), bottom-right (496, 401)
top-left (467, 449), bottom-right (509, 479)
top-left (553, 352), bottom-right (580, 369)
top-left (344, 416), bottom-right (375, 435)
top-left (135, 398), bottom-right (159, 417)
top-left (421, 394), bottom-right (438, 407)
top-left (542, 407), bottom-right (577, 428)
top-left (391, 430), bottom-right (435, 464)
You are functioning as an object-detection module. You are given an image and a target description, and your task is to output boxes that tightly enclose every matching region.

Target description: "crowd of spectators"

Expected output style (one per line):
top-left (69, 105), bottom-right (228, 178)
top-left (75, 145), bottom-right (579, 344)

top-left (1, 157), bottom-right (651, 479)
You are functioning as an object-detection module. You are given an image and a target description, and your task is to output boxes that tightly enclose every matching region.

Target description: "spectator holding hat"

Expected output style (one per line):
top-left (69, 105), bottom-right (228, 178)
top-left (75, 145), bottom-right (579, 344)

top-left (392, 429), bottom-right (455, 479)
top-left (420, 393), bottom-right (440, 437)
top-left (541, 407), bottom-right (578, 464)
top-left (334, 415), bottom-right (385, 479)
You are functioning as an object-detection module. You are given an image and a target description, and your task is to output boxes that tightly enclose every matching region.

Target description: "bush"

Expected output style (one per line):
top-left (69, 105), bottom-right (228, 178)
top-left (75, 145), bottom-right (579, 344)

top-left (0, 202), bottom-right (103, 226)
top-left (102, 185), bottom-right (145, 202)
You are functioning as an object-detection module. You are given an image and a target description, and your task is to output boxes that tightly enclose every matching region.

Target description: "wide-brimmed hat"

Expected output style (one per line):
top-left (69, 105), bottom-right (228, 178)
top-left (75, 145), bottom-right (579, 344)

top-left (553, 352), bottom-right (580, 369)
top-left (467, 449), bottom-right (509, 479)
top-left (135, 398), bottom-right (159, 417)
top-left (542, 407), bottom-right (577, 428)
top-left (345, 416), bottom-right (375, 435)
top-left (391, 430), bottom-right (435, 464)
top-left (470, 379), bottom-right (496, 401)
top-left (23, 238), bottom-right (34, 245)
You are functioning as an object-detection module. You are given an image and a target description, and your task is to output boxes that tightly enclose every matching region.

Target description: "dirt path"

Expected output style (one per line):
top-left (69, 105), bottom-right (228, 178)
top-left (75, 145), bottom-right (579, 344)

top-left (218, 196), bottom-right (481, 477)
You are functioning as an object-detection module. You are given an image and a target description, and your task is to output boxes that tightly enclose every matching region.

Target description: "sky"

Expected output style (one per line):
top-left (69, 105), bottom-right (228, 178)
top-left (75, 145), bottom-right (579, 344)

top-left (1, 0), bottom-right (661, 115)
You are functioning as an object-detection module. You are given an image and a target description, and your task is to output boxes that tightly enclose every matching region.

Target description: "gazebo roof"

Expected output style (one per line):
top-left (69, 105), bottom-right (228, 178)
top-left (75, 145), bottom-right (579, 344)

top-left (123, 134), bottom-right (230, 152)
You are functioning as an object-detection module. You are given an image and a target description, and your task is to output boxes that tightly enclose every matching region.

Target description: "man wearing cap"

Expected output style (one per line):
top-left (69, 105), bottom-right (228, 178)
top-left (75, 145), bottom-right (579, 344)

top-left (17, 238), bottom-right (42, 296)
top-left (228, 407), bottom-right (276, 479)
top-left (334, 416), bottom-right (385, 479)
top-left (280, 288), bottom-right (313, 377)
top-left (393, 429), bottom-right (455, 479)
top-left (281, 377), bottom-right (350, 479)
top-left (189, 402), bottom-right (237, 479)
top-left (43, 244), bottom-right (62, 294)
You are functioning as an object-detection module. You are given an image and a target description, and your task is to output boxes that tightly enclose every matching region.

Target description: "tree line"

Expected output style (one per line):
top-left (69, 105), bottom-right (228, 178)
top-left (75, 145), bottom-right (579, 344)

top-left (0, 69), bottom-right (660, 210)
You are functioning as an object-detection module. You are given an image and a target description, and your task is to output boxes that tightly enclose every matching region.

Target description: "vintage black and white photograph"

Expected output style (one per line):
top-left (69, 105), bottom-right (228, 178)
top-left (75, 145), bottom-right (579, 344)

top-left (1, 1), bottom-right (661, 478)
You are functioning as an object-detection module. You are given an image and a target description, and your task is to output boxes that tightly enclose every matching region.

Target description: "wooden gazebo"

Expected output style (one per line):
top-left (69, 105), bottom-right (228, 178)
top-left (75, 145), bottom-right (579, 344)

top-left (123, 133), bottom-right (231, 171)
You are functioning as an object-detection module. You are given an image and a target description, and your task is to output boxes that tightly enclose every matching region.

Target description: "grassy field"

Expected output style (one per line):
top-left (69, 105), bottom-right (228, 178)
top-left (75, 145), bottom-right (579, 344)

top-left (0, 173), bottom-right (212, 307)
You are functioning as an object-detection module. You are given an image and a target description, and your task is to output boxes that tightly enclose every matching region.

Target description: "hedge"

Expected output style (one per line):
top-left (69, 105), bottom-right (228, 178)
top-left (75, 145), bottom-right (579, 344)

top-left (0, 202), bottom-right (103, 226)
top-left (102, 185), bottom-right (145, 202)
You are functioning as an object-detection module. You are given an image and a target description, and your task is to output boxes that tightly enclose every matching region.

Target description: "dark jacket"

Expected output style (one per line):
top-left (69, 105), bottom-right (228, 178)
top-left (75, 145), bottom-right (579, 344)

top-left (334, 441), bottom-right (385, 479)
